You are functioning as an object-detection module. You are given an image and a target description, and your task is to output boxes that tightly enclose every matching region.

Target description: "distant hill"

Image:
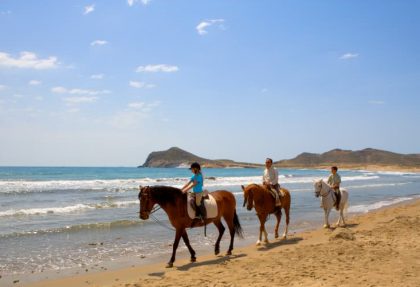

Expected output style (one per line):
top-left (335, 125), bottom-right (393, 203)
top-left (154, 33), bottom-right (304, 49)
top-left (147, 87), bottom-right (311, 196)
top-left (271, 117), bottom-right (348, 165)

top-left (274, 148), bottom-right (420, 169)
top-left (140, 147), bottom-right (420, 170)
top-left (140, 147), bottom-right (262, 168)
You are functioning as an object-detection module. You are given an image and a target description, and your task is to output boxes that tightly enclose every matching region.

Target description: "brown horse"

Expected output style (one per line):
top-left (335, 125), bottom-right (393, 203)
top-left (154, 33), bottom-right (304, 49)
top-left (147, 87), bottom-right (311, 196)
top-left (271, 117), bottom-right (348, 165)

top-left (241, 184), bottom-right (291, 245)
top-left (138, 185), bottom-right (243, 268)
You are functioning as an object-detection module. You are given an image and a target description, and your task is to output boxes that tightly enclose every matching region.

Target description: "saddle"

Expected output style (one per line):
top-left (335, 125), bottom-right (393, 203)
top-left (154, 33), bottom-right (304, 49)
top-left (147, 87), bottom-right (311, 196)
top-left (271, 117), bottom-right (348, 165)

top-left (187, 192), bottom-right (218, 220)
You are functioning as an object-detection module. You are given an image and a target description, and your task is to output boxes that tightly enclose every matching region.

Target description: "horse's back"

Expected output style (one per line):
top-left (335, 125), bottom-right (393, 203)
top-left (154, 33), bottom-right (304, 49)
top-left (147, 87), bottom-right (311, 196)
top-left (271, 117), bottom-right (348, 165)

top-left (210, 190), bottom-right (237, 210)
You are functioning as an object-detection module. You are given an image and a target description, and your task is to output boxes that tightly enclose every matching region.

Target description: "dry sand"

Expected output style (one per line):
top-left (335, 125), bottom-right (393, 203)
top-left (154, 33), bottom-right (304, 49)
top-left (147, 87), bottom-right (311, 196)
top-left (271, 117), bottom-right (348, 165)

top-left (19, 200), bottom-right (420, 287)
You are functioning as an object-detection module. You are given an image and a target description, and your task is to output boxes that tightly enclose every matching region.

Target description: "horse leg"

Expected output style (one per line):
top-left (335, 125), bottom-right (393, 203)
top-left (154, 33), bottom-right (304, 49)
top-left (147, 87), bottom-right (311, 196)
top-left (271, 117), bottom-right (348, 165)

top-left (223, 212), bottom-right (236, 256)
top-left (323, 209), bottom-right (330, 228)
top-left (263, 226), bottom-right (269, 244)
top-left (274, 211), bottom-right (281, 239)
top-left (167, 228), bottom-right (183, 268)
top-left (181, 230), bottom-right (196, 262)
top-left (213, 219), bottom-right (225, 255)
top-left (340, 205), bottom-right (346, 227)
top-left (282, 206), bottom-right (290, 239)
top-left (257, 213), bottom-right (269, 244)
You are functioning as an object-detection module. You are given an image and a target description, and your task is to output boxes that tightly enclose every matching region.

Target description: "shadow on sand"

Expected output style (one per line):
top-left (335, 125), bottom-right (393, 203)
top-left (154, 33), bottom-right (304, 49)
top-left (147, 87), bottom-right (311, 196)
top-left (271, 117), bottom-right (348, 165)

top-left (256, 236), bottom-right (303, 251)
top-left (175, 253), bottom-right (247, 271)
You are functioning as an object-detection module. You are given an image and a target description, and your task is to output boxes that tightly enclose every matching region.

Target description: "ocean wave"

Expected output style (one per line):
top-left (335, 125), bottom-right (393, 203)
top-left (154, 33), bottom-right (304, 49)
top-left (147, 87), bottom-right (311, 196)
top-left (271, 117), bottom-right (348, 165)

top-left (0, 175), bottom-right (380, 194)
top-left (0, 220), bottom-right (145, 239)
top-left (0, 200), bottom-right (139, 217)
top-left (348, 196), bottom-right (418, 213)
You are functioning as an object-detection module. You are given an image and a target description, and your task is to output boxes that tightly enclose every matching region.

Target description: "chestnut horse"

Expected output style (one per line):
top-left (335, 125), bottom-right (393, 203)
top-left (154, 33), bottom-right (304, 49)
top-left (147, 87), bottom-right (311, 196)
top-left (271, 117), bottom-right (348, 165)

top-left (138, 185), bottom-right (243, 268)
top-left (241, 184), bottom-right (291, 245)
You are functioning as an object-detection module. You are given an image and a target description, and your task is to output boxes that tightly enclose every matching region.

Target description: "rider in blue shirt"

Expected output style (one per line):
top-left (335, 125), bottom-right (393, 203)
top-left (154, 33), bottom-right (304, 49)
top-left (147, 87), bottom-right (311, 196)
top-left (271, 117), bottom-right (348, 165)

top-left (181, 162), bottom-right (206, 219)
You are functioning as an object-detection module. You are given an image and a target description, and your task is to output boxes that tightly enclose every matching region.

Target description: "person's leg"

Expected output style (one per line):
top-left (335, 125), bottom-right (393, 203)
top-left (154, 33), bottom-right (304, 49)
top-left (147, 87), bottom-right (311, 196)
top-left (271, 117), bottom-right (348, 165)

top-left (272, 185), bottom-right (281, 206)
top-left (335, 188), bottom-right (341, 209)
top-left (195, 193), bottom-right (203, 218)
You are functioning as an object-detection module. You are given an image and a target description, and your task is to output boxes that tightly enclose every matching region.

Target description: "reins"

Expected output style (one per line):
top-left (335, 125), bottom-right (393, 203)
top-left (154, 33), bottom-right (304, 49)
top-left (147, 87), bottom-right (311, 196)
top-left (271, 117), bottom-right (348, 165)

top-left (147, 205), bottom-right (176, 231)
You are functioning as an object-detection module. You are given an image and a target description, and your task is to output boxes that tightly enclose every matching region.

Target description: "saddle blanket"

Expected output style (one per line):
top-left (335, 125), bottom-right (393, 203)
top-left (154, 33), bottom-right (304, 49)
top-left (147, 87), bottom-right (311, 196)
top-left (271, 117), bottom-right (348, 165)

top-left (187, 193), bottom-right (218, 219)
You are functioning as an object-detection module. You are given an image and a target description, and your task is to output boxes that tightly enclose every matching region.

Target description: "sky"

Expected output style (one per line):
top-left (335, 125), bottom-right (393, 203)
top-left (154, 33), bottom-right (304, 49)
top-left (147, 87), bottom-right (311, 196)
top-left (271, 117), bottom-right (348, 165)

top-left (0, 0), bottom-right (419, 166)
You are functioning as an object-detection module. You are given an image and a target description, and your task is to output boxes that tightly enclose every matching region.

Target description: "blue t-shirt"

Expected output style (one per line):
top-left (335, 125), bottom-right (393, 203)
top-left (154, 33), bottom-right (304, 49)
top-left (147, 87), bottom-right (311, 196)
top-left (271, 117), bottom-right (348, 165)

top-left (191, 173), bottom-right (203, 193)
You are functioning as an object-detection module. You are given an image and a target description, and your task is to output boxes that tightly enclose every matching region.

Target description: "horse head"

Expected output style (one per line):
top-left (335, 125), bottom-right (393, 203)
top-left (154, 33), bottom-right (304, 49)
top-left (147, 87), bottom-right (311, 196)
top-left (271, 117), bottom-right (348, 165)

top-left (241, 185), bottom-right (254, 211)
top-left (138, 185), bottom-right (154, 220)
top-left (314, 180), bottom-right (323, 197)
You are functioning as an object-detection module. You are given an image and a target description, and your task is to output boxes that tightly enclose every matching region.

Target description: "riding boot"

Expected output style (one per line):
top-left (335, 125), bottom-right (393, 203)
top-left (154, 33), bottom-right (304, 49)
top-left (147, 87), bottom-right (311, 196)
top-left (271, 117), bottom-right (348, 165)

top-left (199, 203), bottom-right (206, 221)
top-left (195, 205), bottom-right (201, 218)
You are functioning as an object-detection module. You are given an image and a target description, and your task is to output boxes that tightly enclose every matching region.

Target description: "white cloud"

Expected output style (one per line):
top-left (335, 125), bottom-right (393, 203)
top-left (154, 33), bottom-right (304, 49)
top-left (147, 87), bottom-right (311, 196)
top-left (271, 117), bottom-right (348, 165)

top-left (128, 102), bottom-right (145, 109)
top-left (196, 19), bottom-right (225, 35)
top-left (0, 51), bottom-right (59, 69)
top-left (0, 84), bottom-right (6, 91)
top-left (67, 108), bottom-right (80, 113)
top-left (13, 94), bottom-right (24, 98)
top-left (1, 10), bottom-right (12, 15)
top-left (90, 40), bottom-right (108, 46)
top-left (340, 53), bottom-right (359, 60)
top-left (35, 96), bottom-right (44, 101)
top-left (29, 80), bottom-right (42, 86)
top-left (63, 96), bottom-right (98, 104)
top-left (90, 74), bottom-right (104, 80)
top-left (51, 86), bottom-right (111, 96)
top-left (128, 0), bottom-right (151, 6)
top-left (261, 88), bottom-right (268, 93)
top-left (129, 81), bottom-right (156, 88)
top-left (84, 4), bottom-right (95, 15)
top-left (136, 64), bottom-right (179, 73)
top-left (368, 100), bottom-right (385, 105)
top-left (112, 101), bottom-right (160, 128)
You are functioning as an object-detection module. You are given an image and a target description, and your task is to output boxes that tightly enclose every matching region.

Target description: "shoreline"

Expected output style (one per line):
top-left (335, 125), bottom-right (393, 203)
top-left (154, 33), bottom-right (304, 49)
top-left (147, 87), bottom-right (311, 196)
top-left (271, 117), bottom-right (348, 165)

top-left (17, 198), bottom-right (420, 287)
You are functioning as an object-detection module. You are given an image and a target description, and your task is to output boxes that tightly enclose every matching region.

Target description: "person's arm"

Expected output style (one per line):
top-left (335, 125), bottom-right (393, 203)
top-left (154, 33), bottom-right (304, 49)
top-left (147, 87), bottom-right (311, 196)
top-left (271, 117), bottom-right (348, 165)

top-left (274, 168), bottom-right (279, 185)
top-left (181, 180), bottom-right (193, 193)
top-left (327, 175), bottom-right (333, 185)
top-left (334, 174), bottom-right (341, 188)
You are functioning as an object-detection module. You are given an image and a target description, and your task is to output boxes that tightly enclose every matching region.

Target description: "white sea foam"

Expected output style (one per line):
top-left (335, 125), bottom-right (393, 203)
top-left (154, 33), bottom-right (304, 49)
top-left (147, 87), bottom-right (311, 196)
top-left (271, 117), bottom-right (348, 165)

top-left (0, 204), bottom-right (95, 217)
top-left (0, 199), bottom-right (139, 217)
top-left (0, 174), bottom-right (381, 193)
top-left (348, 196), bottom-right (417, 213)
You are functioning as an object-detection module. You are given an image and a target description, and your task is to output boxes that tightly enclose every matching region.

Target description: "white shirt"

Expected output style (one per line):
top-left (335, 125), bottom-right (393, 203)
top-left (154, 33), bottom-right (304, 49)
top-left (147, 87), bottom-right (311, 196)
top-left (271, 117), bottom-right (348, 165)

top-left (263, 167), bottom-right (278, 185)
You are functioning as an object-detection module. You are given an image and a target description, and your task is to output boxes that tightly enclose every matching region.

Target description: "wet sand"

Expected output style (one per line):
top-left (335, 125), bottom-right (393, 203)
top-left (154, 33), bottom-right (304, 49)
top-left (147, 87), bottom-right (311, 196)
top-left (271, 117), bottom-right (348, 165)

top-left (18, 199), bottom-right (420, 287)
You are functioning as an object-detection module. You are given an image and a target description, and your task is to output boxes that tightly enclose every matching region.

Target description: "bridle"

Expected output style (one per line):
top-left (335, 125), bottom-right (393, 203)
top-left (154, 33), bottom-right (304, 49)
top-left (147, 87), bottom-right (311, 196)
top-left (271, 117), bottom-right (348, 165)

top-left (315, 181), bottom-right (332, 198)
top-left (138, 186), bottom-right (161, 218)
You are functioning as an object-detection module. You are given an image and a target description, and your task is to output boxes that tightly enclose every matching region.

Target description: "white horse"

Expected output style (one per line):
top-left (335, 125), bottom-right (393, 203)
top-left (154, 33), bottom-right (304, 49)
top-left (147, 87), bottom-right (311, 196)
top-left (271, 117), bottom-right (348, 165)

top-left (314, 179), bottom-right (349, 228)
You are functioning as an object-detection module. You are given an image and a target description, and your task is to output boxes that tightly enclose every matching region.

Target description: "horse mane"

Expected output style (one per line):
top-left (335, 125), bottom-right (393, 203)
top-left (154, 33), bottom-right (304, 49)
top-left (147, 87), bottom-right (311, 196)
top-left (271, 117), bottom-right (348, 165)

top-left (149, 185), bottom-right (186, 205)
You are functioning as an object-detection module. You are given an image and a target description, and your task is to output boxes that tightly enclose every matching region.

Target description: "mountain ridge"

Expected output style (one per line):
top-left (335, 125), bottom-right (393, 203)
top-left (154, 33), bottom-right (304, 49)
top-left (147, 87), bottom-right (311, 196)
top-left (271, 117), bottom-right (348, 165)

top-left (140, 147), bottom-right (420, 170)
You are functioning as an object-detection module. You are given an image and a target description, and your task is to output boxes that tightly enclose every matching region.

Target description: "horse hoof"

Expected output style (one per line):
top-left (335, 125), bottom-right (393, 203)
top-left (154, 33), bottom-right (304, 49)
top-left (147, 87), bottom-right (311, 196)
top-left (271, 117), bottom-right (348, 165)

top-left (226, 251), bottom-right (232, 256)
top-left (166, 262), bottom-right (173, 268)
top-left (215, 249), bottom-right (220, 255)
top-left (323, 224), bottom-right (330, 229)
top-left (256, 240), bottom-right (261, 246)
top-left (281, 235), bottom-right (287, 240)
top-left (275, 234), bottom-right (279, 239)
top-left (264, 240), bottom-right (269, 244)
top-left (190, 257), bottom-right (196, 263)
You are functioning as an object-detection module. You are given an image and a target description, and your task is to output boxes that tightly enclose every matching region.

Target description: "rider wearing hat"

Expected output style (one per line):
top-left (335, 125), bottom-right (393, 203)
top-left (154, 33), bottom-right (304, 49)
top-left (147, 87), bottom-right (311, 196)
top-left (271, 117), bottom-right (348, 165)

top-left (181, 162), bottom-right (206, 220)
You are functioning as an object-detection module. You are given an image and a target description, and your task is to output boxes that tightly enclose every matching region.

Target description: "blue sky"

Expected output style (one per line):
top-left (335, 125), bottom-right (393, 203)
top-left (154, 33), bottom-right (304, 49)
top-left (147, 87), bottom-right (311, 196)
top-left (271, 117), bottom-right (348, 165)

top-left (0, 0), bottom-right (419, 166)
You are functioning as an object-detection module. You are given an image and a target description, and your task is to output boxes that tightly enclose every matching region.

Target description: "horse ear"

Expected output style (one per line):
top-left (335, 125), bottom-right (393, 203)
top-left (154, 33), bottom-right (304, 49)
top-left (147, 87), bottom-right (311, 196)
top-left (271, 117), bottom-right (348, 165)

top-left (139, 185), bottom-right (143, 191)
top-left (241, 185), bottom-right (245, 191)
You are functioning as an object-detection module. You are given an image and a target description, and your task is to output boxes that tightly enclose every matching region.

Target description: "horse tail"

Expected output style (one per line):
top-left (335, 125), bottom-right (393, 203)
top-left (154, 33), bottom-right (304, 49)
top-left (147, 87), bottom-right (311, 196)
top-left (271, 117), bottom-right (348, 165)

top-left (233, 209), bottom-right (244, 238)
top-left (343, 189), bottom-right (349, 214)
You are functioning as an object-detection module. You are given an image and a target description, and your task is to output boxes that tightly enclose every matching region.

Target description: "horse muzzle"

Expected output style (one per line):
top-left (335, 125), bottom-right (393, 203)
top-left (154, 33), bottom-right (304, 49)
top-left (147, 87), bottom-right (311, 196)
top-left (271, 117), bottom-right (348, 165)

top-left (139, 212), bottom-right (149, 220)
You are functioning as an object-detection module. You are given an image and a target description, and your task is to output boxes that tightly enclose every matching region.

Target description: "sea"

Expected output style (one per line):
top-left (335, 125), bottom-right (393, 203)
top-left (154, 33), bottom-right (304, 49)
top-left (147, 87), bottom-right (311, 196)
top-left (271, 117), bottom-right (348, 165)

top-left (0, 166), bottom-right (419, 281)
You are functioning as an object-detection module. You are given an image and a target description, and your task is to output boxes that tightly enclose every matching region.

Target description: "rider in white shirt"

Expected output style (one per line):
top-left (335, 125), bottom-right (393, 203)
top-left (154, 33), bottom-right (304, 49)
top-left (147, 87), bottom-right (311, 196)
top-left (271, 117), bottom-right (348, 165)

top-left (263, 158), bottom-right (282, 207)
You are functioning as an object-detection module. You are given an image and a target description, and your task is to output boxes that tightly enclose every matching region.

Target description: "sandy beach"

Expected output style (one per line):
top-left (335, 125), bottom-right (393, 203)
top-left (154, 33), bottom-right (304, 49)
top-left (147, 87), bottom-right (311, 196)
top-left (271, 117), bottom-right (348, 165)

top-left (18, 199), bottom-right (419, 287)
